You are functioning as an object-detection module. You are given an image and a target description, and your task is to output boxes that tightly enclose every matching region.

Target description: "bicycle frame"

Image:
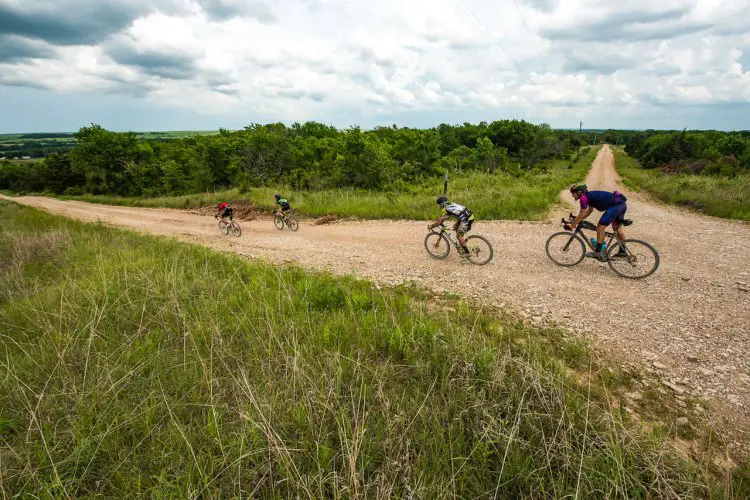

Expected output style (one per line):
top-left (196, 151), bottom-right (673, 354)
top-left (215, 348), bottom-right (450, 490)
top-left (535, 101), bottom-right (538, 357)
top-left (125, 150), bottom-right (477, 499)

top-left (561, 216), bottom-right (620, 252)
top-left (434, 224), bottom-right (461, 248)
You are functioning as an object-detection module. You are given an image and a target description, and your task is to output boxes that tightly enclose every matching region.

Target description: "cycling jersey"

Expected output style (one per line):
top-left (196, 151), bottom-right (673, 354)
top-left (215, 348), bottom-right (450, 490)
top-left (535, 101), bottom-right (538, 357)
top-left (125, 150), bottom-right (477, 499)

top-left (579, 191), bottom-right (627, 211)
top-left (276, 198), bottom-right (291, 211)
top-left (442, 203), bottom-right (474, 221)
top-left (219, 202), bottom-right (229, 211)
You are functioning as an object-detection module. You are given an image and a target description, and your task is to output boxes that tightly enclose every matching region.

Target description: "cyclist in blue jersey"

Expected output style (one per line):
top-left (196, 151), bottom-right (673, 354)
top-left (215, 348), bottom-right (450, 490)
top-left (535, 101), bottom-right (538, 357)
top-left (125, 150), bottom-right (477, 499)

top-left (568, 183), bottom-right (629, 261)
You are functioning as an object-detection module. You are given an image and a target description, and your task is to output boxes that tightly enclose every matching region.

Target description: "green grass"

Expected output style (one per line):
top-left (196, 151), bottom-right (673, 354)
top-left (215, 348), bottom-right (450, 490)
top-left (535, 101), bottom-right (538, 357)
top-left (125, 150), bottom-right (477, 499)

top-left (134, 130), bottom-right (221, 139)
top-left (53, 147), bottom-right (600, 221)
top-left (612, 146), bottom-right (750, 221)
top-left (1, 199), bottom-right (745, 497)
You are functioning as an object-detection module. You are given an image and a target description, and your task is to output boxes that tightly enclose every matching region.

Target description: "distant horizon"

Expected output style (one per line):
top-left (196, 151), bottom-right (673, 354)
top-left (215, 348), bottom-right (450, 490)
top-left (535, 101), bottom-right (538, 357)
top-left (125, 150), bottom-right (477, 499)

top-left (2, 123), bottom-right (748, 136)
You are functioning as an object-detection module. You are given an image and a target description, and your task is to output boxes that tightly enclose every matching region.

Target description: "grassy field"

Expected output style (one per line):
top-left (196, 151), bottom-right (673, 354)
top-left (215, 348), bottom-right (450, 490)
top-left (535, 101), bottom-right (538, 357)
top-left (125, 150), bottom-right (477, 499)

top-left (134, 130), bottom-right (221, 139)
top-left (0, 199), bottom-right (745, 497)
top-left (612, 146), bottom-right (750, 221)
top-left (55, 147), bottom-right (601, 221)
top-left (0, 131), bottom-right (220, 145)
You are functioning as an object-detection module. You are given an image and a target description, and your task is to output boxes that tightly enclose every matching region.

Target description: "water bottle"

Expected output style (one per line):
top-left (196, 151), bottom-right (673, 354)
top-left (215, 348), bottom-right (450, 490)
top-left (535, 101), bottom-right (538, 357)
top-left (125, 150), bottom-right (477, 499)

top-left (590, 237), bottom-right (606, 250)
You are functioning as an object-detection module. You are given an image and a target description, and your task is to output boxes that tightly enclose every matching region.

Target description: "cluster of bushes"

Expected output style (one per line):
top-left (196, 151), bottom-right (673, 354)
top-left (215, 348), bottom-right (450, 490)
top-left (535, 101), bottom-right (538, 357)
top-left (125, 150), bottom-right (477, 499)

top-left (623, 130), bottom-right (750, 177)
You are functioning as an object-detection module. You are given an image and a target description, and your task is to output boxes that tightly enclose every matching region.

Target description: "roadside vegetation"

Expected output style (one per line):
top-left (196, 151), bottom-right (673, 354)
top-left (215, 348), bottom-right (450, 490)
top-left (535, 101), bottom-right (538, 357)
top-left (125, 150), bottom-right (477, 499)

top-left (55, 147), bottom-right (598, 220)
top-left (1, 200), bottom-right (746, 497)
top-left (0, 120), bottom-right (595, 203)
top-left (613, 146), bottom-right (750, 221)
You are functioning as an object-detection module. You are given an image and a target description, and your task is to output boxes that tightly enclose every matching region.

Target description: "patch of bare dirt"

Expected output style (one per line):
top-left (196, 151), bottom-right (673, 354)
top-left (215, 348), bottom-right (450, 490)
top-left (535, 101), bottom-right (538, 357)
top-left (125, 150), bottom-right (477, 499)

top-left (314, 215), bottom-right (339, 225)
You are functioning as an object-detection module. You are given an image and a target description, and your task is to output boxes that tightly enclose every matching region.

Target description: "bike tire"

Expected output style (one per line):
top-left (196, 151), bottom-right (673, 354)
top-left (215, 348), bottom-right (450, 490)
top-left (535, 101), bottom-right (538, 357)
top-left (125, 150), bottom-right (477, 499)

top-left (274, 215), bottom-right (284, 230)
top-left (465, 235), bottom-right (493, 265)
top-left (606, 239), bottom-right (660, 279)
top-left (546, 232), bottom-right (586, 267)
top-left (424, 232), bottom-right (450, 259)
top-left (287, 216), bottom-right (299, 232)
top-left (219, 220), bottom-right (229, 235)
top-left (230, 222), bottom-right (241, 237)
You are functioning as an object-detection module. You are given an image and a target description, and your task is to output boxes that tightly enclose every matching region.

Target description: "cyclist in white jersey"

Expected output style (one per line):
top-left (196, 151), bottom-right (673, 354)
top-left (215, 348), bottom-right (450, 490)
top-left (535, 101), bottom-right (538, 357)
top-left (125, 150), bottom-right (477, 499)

top-left (428, 196), bottom-right (475, 256)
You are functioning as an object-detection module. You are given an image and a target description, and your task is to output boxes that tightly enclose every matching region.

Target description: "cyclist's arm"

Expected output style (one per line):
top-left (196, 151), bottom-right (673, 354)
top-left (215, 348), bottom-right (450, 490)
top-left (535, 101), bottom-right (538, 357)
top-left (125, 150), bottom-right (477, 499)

top-left (428, 215), bottom-right (449, 229)
top-left (571, 207), bottom-right (592, 228)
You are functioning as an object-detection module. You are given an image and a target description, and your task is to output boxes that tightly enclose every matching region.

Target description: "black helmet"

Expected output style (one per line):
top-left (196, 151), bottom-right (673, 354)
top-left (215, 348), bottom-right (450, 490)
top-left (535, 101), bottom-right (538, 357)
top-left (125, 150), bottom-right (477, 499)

top-left (436, 196), bottom-right (448, 205)
top-left (569, 183), bottom-right (587, 194)
top-left (274, 193), bottom-right (281, 200)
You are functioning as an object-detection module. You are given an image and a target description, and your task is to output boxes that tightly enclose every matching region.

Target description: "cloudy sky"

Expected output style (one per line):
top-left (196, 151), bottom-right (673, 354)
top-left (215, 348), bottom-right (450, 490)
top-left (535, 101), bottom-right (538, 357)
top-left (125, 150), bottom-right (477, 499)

top-left (1, 0), bottom-right (749, 132)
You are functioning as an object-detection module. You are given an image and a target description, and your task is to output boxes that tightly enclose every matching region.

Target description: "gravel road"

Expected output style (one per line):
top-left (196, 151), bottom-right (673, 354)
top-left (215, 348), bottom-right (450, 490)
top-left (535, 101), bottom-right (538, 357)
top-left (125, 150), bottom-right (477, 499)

top-left (3, 145), bottom-right (749, 452)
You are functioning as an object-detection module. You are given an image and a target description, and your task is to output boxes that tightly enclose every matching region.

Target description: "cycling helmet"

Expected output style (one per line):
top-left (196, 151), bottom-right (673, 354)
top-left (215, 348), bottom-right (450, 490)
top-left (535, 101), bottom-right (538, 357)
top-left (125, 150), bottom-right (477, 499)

top-left (569, 183), bottom-right (587, 194)
top-left (274, 193), bottom-right (281, 200)
top-left (436, 196), bottom-right (448, 205)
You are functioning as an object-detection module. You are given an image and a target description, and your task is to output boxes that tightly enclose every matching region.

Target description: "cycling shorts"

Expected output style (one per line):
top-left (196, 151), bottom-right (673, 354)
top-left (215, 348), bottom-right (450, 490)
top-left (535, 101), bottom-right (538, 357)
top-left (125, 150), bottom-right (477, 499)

top-left (456, 218), bottom-right (474, 234)
top-left (598, 202), bottom-right (626, 227)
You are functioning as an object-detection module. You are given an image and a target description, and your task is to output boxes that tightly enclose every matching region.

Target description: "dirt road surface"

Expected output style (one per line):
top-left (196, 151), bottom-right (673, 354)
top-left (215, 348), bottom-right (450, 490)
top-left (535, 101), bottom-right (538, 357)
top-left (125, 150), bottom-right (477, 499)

top-left (3, 145), bottom-right (749, 453)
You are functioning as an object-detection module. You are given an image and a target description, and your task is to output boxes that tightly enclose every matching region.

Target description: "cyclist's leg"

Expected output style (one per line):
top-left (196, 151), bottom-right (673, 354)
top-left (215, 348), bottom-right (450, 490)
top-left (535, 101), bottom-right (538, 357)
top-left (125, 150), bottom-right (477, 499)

top-left (456, 220), bottom-right (470, 252)
top-left (611, 204), bottom-right (629, 256)
top-left (596, 204), bottom-right (626, 257)
top-left (597, 205), bottom-right (622, 245)
top-left (613, 203), bottom-right (627, 240)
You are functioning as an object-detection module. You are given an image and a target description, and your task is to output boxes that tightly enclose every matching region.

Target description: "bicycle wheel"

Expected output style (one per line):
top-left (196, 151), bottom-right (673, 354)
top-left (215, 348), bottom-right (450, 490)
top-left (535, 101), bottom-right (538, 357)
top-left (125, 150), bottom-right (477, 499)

top-left (465, 235), bottom-right (493, 265)
top-left (546, 232), bottom-right (586, 266)
top-left (274, 215), bottom-right (284, 230)
top-left (606, 239), bottom-right (660, 279)
top-left (424, 232), bottom-right (450, 259)
top-left (287, 216), bottom-right (299, 231)
top-left (230, 222), bottom-right (241, 237)
top-left (219, 220), bottom-right (229, 235)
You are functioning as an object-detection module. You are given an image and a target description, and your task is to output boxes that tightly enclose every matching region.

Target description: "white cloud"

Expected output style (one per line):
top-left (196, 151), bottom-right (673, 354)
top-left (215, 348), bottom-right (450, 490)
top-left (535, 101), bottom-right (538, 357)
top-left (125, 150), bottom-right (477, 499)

top-left (0, 0), bottom-right (748, 129)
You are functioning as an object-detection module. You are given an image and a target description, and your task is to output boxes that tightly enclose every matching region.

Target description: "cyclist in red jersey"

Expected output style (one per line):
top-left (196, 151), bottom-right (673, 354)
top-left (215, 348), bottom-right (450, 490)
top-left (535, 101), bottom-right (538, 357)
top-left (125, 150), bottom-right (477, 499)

top-left (217, 201), bottom-right (233, 221)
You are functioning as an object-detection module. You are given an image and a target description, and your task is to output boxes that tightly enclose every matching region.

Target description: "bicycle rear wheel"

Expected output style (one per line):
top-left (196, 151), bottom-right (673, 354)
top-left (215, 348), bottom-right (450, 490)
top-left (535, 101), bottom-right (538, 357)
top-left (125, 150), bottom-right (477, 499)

top-left (546, 232), bottom-right (586, 266)
top-left (230, 222), bottom-right (241, 237)
top-left (424, 232), bottom-right (450, 259)
top-left (465, 235), bottom-right (493, 265)
top-left (274, 215), bottom-right (284, 230)
top-left (606, 239), bottom-right (660, 279)
top-left (287, 216), bottom-right (299, 231)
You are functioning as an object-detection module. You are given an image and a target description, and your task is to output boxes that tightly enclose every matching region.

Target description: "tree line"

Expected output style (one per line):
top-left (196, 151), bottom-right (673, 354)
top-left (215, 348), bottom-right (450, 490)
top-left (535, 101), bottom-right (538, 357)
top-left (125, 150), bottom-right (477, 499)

top-left (0, 120), bottom-right (593, 196)
top-left (620, 129), bottom-right (750, 176)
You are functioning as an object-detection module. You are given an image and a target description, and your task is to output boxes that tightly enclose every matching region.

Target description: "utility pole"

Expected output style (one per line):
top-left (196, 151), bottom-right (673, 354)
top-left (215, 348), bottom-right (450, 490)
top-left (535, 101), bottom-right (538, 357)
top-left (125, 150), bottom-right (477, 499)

top-left (443, 172), bottom-right (449, 195)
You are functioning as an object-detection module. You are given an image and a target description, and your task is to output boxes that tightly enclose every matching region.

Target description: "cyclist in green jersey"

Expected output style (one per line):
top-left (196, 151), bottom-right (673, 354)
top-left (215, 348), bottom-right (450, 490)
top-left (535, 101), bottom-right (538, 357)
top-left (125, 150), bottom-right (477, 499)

top-left (273, 193), bottom-right (291, 217)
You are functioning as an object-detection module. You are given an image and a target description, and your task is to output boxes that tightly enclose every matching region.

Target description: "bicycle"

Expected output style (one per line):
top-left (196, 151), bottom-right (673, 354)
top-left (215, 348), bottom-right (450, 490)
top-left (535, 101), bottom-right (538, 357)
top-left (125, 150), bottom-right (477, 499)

top-left (215, 215), bottom-right (241, 237)
top-left (273, 210), bottom-right (299, 231)
top-left (545, 213), bottom-right (659, 279)
top-left (424, 223), bottom-right (493, 265)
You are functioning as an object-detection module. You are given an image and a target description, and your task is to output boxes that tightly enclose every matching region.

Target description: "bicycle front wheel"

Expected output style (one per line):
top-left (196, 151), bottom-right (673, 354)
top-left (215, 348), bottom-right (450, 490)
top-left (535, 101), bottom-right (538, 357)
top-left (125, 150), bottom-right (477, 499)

top-left (230, 222), bottom-right (242, 237)
top-left (606, 239), bottom-right (660, 279)
top-left (424, 232), bottom-right (450, 259)
top-left (287, 216), bottom-right (299, 231)
top-left (219, 220), bottom-right (229, 235)
top-left (545, 232), bottom-right (586, 266)
top-left (465, 235), bottom-right (493, 265)
top-left (274, 215), bottom-right (284, 230)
